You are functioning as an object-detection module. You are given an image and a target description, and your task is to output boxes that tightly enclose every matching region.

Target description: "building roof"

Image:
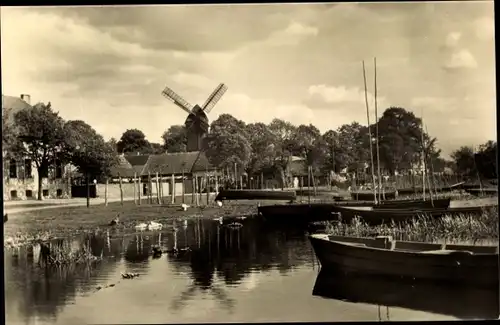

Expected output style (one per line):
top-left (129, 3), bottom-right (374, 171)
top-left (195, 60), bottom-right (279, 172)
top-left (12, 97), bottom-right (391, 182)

top-left (109, 155), bottom-right (136, 178)
top-left (2, 95), bottom-right (32, 125)
top-left (124, 154), bottom-right (151, 167)
top-left (143, 151), bottom-right (215, 175)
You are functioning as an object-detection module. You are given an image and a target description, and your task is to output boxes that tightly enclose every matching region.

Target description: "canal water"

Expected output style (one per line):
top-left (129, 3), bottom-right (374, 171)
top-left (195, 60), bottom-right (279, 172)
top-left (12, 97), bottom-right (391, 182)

top-left (4, 217), bottom-right (498, 324)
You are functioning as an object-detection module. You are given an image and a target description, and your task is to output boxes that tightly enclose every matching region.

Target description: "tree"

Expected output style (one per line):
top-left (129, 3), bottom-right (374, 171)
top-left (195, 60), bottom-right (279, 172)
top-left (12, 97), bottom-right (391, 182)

top-left (2, 107), bottom-right (24, 159)
top-left (290, 124), bottom-right (323, 169)
top-left (376, 107), bottom-right (423, 174)
top-left (245, 122), bottom-right (276, 176)
top-left (319, 130), bottom-right (343, 173)
top-left (475, 140), bottom-right (497, 179)
top-left (12, 103), bottom-right (67, 200)
top-left (117, 129), bottom-right (151, 154)
top-left (150, 142), bottom-right (164, 154)
top-left (107, 137), bottom-right (118, 153)
top-left (450, 146), bottom-right (476, 178)
top-left (268, 118), bottom-right (297, 187)
top-left (335, 122), bottom-right (370, 173)
top-left (64, 120), bottom-right (118, 206)
top-left (161, 125), bottom-right (187, 153)
top-left (203, 114), bottom-right (251, 177)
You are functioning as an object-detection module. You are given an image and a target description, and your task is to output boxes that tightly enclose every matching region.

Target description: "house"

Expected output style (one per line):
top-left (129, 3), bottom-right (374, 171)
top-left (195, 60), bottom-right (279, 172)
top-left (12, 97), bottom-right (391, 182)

top-left (99, 151), bottom-right (218, 199)
top-left (2, 94), bottom-right (71, 200)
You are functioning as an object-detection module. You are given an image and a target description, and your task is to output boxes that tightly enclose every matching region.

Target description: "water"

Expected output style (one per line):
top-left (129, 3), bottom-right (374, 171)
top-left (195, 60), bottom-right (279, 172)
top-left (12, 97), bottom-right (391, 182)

top-left (4, 217), bottom-right (498, 324)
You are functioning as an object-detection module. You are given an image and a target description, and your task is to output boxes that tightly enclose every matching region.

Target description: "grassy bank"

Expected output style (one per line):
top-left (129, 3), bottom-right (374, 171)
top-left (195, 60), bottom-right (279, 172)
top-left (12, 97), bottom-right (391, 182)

top-left (4, 198), bottom-right (261, 243)
top-left (326, 206), bottom-right (499, 244)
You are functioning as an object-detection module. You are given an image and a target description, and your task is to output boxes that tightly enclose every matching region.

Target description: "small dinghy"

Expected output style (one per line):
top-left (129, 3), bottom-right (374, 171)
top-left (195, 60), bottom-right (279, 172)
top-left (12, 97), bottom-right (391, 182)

top-left (215, 189), bottom-right (297, 201)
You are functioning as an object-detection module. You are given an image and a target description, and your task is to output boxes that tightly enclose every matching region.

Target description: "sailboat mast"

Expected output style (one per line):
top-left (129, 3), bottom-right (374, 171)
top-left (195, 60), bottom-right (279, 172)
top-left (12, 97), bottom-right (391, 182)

top-left (420, 111), bottom-right (426, 201)
top-left (374, 57), bottom-right (382, 202)
top-left (362, 61), bottom-right (378, 204)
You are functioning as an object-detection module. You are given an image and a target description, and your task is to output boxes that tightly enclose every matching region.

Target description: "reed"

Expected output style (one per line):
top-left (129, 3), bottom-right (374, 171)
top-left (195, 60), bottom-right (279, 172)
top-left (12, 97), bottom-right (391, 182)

top-left (37, 238), bottom-right (102, 267)
top-left (326, 206), bottom-right (498, 244)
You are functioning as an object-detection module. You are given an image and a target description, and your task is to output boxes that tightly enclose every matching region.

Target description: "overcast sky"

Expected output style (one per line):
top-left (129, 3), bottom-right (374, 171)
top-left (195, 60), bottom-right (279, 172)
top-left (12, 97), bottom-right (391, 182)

top-left (1, 2), bottom-right (495, 157)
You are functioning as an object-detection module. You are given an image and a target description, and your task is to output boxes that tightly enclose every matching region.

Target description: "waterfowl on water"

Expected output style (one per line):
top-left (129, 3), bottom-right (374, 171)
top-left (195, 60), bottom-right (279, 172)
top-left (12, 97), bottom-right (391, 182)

top-left (135, 222), bottom-right (148, 231)
top-left (121, 272), bottom-right (140, 279)
top-left (216, 201), bottom-right (223, 207)
top-left (152, 245), bottom-right (163, 258)
top-left (181, 203), bottom-right (190, 211)
top-left (109, 214), bottom-right (120, 226)
top-left (4, 213), bottom-right (8, 223)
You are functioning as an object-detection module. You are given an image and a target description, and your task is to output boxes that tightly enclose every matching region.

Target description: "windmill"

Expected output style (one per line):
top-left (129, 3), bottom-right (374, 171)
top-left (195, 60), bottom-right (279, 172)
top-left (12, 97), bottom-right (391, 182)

top-left (161, 83), bottom-right (228, 152)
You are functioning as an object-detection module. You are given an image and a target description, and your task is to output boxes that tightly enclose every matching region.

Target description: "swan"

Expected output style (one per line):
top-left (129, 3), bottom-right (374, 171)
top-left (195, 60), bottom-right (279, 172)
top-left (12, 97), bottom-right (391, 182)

top-left (148, 221), bottom-right (163, 231)
top-left (135, 223), bottom-right (148, 231)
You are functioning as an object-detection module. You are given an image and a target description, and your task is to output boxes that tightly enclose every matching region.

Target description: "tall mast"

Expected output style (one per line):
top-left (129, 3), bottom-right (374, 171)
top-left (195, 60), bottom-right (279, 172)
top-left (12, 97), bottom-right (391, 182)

top-left (420, 110), bottom-right (426, 201)
top-left (362, 61), bottom-right (378, 204)
top-left (374, 57), bottom-right (382, 202)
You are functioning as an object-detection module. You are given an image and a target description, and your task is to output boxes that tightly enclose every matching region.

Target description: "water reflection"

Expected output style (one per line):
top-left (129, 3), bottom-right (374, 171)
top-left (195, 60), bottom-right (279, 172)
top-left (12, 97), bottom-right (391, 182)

top-left (312, 269), bottom-right (499, 320)
top-left (5, 216), bottom-right (313, 324)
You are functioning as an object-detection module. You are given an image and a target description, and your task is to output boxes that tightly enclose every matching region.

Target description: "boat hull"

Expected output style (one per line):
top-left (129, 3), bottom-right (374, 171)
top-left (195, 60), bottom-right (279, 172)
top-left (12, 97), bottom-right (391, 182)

top-left (335, 205), bottom-right (495, 225)
top-left (309, 235), bottom-right (499, 288)
top-left (258, 198), bottom-right (452, 224)
top-left (214, 189), bottom-right (297, 201)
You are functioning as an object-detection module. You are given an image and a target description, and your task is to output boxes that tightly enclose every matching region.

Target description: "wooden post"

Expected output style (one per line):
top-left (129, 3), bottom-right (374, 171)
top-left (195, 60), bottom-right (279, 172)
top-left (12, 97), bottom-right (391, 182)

top-left (234, 163), bottom-right (238, 188)
top-left (118, 174), bottom-right (124, 206)
top-left (191, 175), bottom-right (195, 204)
top-left (182, 169), bottom-right (185, 204)
top-left (206, 175), bottom-right (210, 205)
top-left (86, 174), bottom-right (90, 208)
top-left (311, 167), bottom-right (317, 197)
top-left (171, 174), bottom-right (175, 204)
top-left (194, 176), bottom-right (199, 206)
top-left (307, 167), bottom-right (311, 204)
top-left (105, 178), bottom-right (108, 207)
top-left (155, 172), bottom-right (160, 204)
top-left (239, 175), bottom-right (243, 190)
top-left (138, 174), bottom-right (142, 205)
top-left (215, 171), bottom-right (219, 195)
top-left (260, 172), bottom-right (264, 189)
top-left (133, 172), bottom-right (137, 205)
top-left (148, 171), bottom-right (152, 204)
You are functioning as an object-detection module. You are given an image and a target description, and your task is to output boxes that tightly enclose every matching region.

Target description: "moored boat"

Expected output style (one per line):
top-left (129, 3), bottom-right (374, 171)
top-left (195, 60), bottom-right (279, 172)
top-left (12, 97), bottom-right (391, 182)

top-left (350, 190), bottom-right (397, 201)
top-left (312, 270), bottom-right (499, 319)
top-left (214, 189), bottom-right (297, 201)
top-left (335, 205), bottom-right (495, 225)
top-left (308, 234), bottom-right (499, 288)
top-left (465, 188), bottom-right (498, 196)
top-left (258, 198), bottom-right (452, 224)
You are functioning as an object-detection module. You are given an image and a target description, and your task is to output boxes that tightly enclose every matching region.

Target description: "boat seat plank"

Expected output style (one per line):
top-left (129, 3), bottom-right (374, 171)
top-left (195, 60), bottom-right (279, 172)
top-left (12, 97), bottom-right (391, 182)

top-left (394, 241), bottom-right (444, 251)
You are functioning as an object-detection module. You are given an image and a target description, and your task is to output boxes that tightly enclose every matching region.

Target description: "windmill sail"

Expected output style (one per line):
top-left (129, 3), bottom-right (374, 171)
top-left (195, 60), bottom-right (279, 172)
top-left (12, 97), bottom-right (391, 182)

top-left (161, 86), bottom-right (194, 115)
top-left (202, 83), bottom-right (228, 114)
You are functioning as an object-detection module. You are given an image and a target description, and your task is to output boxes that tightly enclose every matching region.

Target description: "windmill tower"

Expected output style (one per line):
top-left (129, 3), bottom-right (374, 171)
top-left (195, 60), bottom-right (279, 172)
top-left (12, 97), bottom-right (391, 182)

top-left (161, 83), bottom-right (228, 152)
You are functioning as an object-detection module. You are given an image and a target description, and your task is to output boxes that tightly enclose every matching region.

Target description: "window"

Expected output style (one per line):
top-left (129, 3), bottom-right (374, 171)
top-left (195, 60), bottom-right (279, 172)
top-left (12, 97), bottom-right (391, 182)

top-left (26, 190), bottom-right (33, 198)
top-left (9, 159), bottom-right (17, 178)
top-left (42, 189), bottom-right (49, 197)
top-left (55, 161), bottom-right (63, 179)
top-left (56, 189), bottom-right (63, 197)
top-left (24, 159), bottom-right (33, 178)
top-left (10, 190), bottom-right (18, 199)
top-left (39, 165), bottom-right (49, 178)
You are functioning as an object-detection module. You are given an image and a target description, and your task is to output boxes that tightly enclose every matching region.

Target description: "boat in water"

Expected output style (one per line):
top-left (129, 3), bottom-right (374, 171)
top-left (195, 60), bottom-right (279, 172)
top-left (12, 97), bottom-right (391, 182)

top-left (465, 188), bottom-right (498, 196)
top-left (334, 205), bottom-right (496, 225)
top-left (312, 270), bottom-right (499, 320)
top-left (350, 190), bottom-right (397, 201)
top-left (214, 189), bottom-right (297, 201)
top-left (258, 198), bottom-right (452, 224)
top-left (308, 234), bottom-right (499, 289)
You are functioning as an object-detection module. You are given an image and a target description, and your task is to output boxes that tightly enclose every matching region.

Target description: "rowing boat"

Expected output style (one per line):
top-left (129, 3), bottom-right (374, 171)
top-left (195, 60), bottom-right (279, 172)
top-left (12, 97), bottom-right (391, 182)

top-left (312, 270), bottom-right (499, 319)
top-left (214, 189), bottom-right (297, 201)
top-left (334, 205), bottom-right (495, 225)
top-left (308, 234), bottom-right (499, 288)
top-left (258, 198), bottom-right (452, 224)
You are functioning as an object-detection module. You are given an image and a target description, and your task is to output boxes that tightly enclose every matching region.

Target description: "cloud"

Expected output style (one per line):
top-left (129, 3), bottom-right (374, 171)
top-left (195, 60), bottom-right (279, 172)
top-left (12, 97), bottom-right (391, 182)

top-left (444, 49), bottom-right (478, 70)
top-left (445, 32), bottom-right (461, 47)
top-left (474, 17), bottom-right (494, 41)
top-left (265, 21), bottom-right (318, 46)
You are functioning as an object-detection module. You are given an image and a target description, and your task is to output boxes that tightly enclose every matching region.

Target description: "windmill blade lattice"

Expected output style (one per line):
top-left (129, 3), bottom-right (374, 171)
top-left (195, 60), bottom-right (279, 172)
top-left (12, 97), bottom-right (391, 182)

top-left (202, 83), bottom-right (228, 114)
top-left (161, 86), bottom-right (195, 115)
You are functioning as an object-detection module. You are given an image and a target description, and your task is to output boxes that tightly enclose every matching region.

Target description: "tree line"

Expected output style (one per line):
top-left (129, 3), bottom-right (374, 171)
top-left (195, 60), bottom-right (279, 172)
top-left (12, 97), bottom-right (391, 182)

top-left (3, 103), bottom-right (496, 201)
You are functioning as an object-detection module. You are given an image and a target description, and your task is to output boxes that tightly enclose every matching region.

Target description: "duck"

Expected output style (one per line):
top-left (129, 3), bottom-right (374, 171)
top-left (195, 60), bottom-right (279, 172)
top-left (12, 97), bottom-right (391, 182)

top-left (4, 213), bottom-right (8, 223)
top-left (121, 272), bottom-right (140, 279)
top-left (152, 245), bottom-right (163, 258)
top-left (109, 214), bottom-right (120, 226)
top-left (213, 216), bottom-right (223, 225)
top-left (181, 203), bottom-right (190, 211)
top-left (216, 201), bottom-right (223, 207)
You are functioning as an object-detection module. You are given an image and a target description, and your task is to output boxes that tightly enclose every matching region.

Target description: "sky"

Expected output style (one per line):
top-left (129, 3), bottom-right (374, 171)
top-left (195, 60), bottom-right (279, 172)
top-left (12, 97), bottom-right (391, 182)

top-left (1, 2), bottom-right (496, 158)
